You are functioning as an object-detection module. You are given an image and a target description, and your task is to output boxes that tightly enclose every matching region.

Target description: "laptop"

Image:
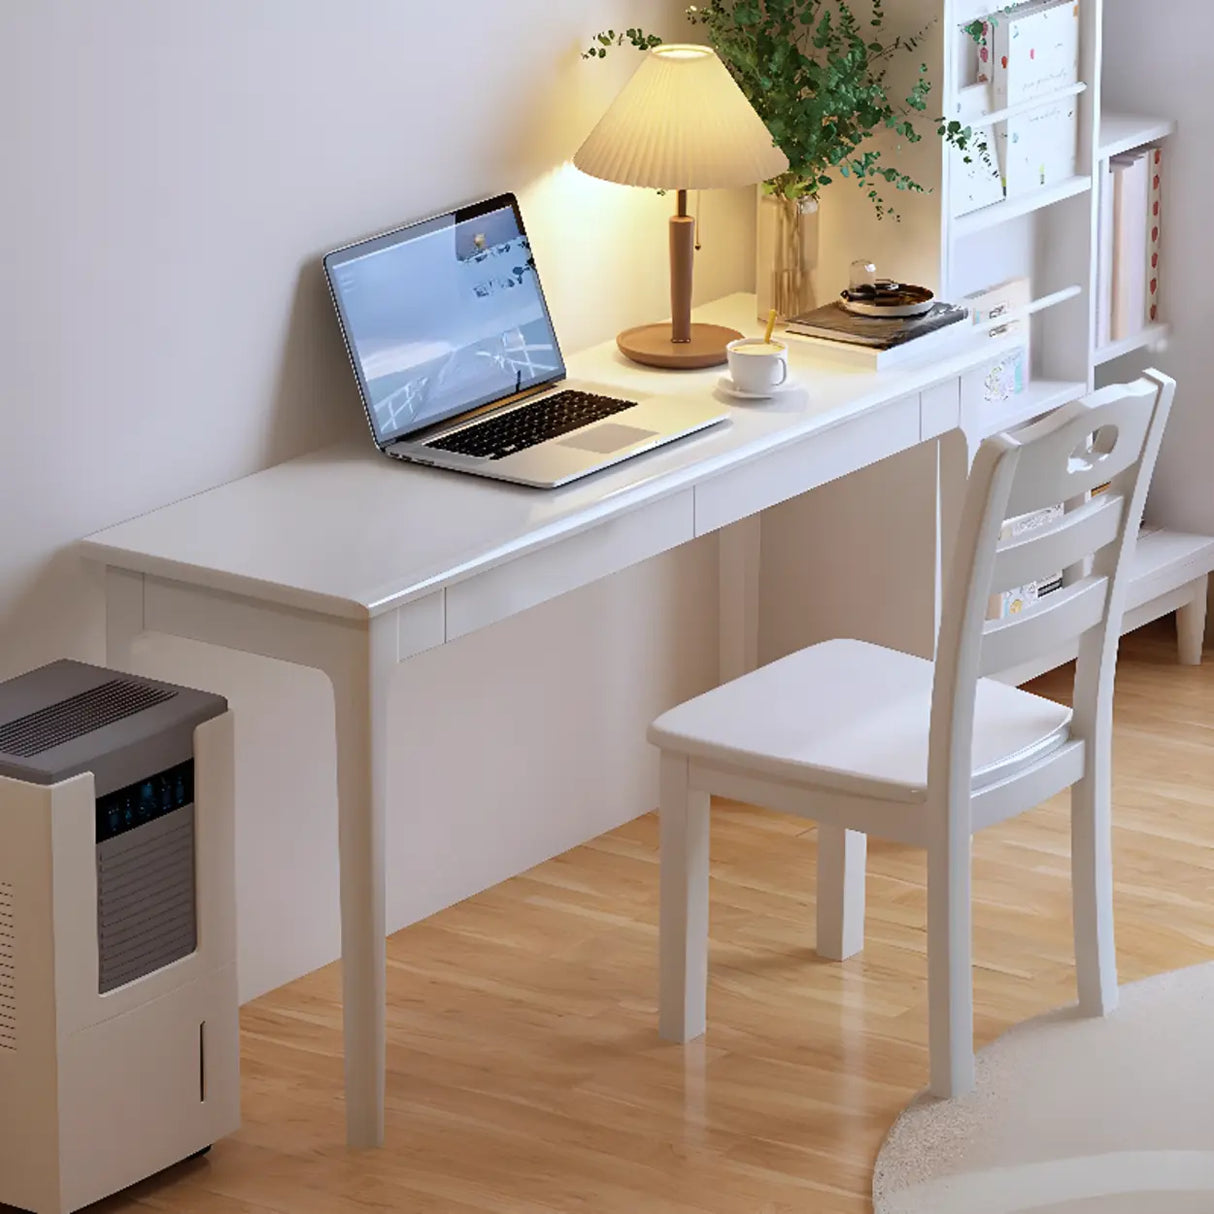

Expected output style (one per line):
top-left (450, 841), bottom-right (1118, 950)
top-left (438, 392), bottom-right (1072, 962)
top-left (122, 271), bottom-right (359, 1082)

top-left (323, 193), bottom-right (728, 489)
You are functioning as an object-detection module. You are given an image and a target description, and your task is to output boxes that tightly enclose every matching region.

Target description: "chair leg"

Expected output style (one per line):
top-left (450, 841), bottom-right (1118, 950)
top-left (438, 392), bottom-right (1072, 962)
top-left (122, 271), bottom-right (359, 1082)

top-left (926, 835), bottom-right (975, 1099)
top-left (658, 752), bottom-right (711, 1043)
top-left (1071, 771), bottom-right (1119, 1016)
top-left (816, 825), bottom-right (867, 961)
top-left (1176, 579), bottom-right (1207, 666)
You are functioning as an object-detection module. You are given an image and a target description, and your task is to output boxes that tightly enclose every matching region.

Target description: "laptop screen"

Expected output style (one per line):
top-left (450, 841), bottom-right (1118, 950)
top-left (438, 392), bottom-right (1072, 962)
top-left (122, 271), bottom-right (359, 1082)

top-left (324, 194), bottom-right (566, 447)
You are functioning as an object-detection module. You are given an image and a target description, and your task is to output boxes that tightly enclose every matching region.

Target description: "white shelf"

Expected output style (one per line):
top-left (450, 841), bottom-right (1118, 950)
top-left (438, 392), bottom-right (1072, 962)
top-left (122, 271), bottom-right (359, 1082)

top-left (1093, 323), bottom-right (1170, 366)
top-left (1099, 113), bottom-right (1176, 161)
top-left (953, 176), bottom-right (1093, 238)
top-left (1129, 527), bottom-right (1214, 606)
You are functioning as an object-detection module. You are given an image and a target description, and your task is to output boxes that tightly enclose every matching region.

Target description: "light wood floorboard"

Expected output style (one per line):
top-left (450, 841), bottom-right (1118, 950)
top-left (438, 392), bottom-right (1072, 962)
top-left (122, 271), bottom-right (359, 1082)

top-left (54, 621), bottom-right (1214, 1214)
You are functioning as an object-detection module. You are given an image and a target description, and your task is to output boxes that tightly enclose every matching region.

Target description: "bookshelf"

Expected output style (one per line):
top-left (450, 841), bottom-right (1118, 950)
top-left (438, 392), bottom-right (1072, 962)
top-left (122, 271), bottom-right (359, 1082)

top-left (1093, 320), bottom-right (1169, 366)
top-left (1099, 113), bottom-right (1177, 161)
top-left (809, 0), bottom-right (1212, 675)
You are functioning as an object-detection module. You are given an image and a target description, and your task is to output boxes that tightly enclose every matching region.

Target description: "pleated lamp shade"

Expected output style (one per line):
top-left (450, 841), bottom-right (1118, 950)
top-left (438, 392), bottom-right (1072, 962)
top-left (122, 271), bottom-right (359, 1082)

top-left (574, 44), bottom-right (788, 190)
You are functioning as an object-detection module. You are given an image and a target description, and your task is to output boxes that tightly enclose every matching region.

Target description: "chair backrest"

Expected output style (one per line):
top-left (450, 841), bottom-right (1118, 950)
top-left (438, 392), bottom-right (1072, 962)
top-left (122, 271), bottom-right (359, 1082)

top-left (928, 371), bottom-right (1176, 814)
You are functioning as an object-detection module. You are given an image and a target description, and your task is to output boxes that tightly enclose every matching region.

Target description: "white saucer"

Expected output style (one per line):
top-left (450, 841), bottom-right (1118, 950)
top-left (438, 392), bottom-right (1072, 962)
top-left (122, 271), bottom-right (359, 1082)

top-left (717, 374), bottom-right (799, 401)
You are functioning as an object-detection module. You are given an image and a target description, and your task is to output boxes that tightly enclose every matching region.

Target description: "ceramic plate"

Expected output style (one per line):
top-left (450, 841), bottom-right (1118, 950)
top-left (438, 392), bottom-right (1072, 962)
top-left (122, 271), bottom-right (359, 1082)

top-left (839, 283), bottom-right (935, 318)
top-left (717, 375), bottom-right (800, 402)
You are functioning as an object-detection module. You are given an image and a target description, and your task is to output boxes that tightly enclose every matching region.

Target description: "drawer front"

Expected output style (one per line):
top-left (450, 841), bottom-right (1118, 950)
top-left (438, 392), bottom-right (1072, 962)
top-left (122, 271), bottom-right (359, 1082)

top-left (693, 393), bottom-right (921, 535)
top-left (445, 489), bottom-right (695, 640)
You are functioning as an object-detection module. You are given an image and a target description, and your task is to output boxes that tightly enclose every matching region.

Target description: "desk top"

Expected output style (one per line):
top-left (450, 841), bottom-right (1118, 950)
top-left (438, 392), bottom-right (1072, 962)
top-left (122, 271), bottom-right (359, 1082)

top-left (82, 294), bottom-right (1010, 620)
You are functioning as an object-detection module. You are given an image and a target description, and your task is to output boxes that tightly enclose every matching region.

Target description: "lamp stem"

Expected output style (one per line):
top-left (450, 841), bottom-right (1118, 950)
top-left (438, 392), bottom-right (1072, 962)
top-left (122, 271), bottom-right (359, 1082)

top-left (670, 189), bottom-right (694, 344)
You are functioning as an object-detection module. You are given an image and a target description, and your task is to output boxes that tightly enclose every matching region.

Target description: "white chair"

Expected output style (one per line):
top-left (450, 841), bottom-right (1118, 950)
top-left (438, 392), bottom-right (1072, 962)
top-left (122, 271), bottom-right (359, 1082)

top-left (649, 372), bottom-right (1176, 1099)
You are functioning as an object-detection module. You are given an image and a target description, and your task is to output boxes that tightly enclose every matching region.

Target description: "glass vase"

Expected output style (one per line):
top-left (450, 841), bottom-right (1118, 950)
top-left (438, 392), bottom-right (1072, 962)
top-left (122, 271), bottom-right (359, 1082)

top-left (756, 191), bottom-right (820, 322)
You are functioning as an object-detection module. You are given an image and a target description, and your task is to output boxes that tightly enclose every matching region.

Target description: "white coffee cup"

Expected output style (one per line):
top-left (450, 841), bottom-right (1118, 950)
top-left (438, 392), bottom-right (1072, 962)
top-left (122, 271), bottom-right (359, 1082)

top-left (726, 337), bottom-right (789, 395)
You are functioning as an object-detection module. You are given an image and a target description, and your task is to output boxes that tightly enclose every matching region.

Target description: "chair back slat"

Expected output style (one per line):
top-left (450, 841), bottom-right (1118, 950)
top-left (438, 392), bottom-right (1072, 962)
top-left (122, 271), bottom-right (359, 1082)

top-left (1002, 381), bottom-right (1156, 519)
top-left (990, 491), bottom-right (1124, 596)
top-left (978, 576), bottom-right (1109, 678)
top-left (928, 371), bottom-right (1177, 821)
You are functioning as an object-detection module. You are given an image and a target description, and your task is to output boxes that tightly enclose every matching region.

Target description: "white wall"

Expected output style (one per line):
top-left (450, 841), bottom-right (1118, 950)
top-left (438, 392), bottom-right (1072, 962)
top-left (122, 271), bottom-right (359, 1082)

top-left (0, 1), bottom-right (754, 999)
top-left (1102, 0), bottom-right (1214, 546)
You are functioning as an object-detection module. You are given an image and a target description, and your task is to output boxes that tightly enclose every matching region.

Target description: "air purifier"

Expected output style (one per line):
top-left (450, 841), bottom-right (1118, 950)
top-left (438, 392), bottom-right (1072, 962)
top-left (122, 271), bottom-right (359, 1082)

top-left (0, 660), bottom-right (239, 1214)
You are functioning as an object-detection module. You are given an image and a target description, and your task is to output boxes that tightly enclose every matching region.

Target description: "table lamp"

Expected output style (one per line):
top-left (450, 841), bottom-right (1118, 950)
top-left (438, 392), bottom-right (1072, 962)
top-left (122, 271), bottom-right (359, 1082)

top-left (574, 44), bottom-right (789, 369)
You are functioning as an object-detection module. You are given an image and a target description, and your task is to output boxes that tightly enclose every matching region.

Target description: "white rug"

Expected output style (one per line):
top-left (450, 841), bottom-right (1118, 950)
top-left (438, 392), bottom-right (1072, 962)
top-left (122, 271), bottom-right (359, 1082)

top-left (873, 964), bottom-right (1214, 1214)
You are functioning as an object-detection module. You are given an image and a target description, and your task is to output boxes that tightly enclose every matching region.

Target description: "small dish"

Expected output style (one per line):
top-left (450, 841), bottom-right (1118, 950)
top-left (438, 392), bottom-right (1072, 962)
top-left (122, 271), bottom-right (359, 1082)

top-left (839, 282), bottom-right (935, 318)
top-left (717, 374), bottom-right (800, 402)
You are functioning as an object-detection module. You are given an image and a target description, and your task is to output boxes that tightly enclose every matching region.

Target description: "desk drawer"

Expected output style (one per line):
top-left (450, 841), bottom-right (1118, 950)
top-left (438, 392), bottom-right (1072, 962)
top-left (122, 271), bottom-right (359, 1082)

top-left (445, 489), bottom-right (695, 639)
top-left (693, 393), bottom-right (921, 535)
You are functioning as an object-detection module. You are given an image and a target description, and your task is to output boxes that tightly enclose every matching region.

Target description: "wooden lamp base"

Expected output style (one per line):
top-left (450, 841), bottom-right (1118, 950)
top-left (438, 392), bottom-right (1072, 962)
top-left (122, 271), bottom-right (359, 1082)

top-left (616, 190), bottom-right (741, 370)
top-left (616, 321), bottom-right (741, 369)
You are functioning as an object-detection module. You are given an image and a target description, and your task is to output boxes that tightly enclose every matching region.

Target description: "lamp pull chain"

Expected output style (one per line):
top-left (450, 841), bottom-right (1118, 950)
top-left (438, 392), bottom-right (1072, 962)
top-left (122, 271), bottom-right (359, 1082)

top-left (694, 190), bottom-right (703, 251)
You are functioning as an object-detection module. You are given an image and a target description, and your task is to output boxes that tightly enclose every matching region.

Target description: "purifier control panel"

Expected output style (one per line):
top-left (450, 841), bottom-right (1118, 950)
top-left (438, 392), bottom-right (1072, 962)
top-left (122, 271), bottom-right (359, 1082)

top-left (95, 759), bottom-right (194, 843)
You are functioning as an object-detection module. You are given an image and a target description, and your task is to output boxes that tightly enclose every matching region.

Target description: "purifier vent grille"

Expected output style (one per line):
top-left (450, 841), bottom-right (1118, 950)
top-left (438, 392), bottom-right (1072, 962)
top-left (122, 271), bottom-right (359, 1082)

top-left (0, 679), bottom-right (176, 757)
top-left (0, 882), bottom-right (14, 1051)
top-left (97, 807), bottom-right (196, 994)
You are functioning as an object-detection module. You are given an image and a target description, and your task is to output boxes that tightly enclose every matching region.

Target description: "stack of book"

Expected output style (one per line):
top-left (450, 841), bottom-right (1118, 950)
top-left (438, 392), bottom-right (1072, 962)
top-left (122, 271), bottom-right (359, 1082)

top-left (988, 504), bottom-right (1064, 619)
top-left (784, 300), bottom-right (970, 369)
top-left (1096, 145), bottom-right (1163, 346)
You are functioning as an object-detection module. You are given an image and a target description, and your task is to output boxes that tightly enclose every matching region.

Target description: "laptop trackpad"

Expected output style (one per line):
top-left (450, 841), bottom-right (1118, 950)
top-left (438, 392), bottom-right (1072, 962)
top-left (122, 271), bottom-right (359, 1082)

top-left (560, 423), bottom-right (657, 454)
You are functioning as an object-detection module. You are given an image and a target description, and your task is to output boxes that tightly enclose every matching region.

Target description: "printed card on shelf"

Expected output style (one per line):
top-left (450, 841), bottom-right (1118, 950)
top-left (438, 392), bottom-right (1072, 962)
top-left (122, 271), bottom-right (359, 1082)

top-left (1001, 96), bottom-right (1080, 194)
top-left (990, 0), bottom-right (1082, 197)
top-left (982, 347), bottom-right (1028, 402)
top-left (951, 83), bottom-right (1004, 216)
top-left (992, 0), bottom-right (1080, 108)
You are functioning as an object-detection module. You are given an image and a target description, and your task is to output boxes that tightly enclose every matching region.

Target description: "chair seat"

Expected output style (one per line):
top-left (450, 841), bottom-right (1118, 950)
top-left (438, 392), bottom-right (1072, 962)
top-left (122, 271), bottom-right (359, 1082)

top-left (649, 639), bottom-right (1072, 804)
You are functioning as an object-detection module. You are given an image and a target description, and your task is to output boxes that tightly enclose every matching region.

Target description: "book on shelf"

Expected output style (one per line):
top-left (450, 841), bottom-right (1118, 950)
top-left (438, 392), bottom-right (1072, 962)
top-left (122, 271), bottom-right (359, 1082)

top-left (987, 503), bottom-right (1065, 620)
top-left (987, 0), bottom-right (1081, 197)
top-left (1096, 145), bottom-right (1163, 346)
top-left (1147, 146), bottom-right (1163, 324)
top-left (1096, 159), bottom-right (1116, 347)
top-left (1110, 151), bottom-right (1150, 341)
top-left (783, 301), bottom-right (970, 369)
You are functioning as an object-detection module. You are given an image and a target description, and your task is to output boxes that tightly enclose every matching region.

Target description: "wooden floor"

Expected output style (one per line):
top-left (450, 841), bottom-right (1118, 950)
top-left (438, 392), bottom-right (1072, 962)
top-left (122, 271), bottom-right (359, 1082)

top-left (80, 621), bottom-right (1214, 1214)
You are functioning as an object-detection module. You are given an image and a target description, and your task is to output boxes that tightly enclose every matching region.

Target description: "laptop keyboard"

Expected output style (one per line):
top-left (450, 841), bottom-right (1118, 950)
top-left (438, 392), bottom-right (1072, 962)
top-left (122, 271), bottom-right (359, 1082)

top-left (425, 390), bottom-right (637, 461)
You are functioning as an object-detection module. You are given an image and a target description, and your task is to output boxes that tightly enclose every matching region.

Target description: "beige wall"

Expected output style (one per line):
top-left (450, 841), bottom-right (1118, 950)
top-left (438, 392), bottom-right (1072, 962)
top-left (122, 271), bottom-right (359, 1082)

top-left (0, 0), bottom-right (755, 999)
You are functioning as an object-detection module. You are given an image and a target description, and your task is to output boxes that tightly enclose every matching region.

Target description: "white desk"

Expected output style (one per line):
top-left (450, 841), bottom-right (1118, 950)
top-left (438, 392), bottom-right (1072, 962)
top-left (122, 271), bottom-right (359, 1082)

top-left (77, 293), bottom-right (1081, 1147)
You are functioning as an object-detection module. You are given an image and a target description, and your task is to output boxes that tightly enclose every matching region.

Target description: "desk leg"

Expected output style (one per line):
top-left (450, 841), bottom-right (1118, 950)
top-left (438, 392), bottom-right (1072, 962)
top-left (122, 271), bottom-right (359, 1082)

top-left (718, 515), bottom-right (761, 684)
top-left (330, 614), bottom-right (396, 1148)
top-left (105, 568), bottom-right (145, 670)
